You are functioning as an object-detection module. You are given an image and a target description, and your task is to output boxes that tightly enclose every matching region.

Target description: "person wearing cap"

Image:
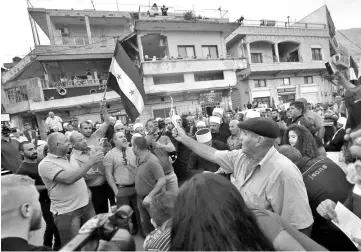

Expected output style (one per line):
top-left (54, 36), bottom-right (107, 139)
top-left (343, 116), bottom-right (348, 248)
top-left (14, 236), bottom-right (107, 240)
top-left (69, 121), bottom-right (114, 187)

top-left (145, 119), bottom-right (178, 194)
top-left (187, 128), bottom-right (228, 176)
top-left (209, 116), bottom-right (228, 144)
top-left (196, 120), bottom-right (206, 131)
top-left (212, 107), bottom-right (231, 141)
top-left (79, 101), bottom-right (110, 146)
top-left (227, 120), bottom-right (242, 150)
top-left (325, 117), bottom-right (347, 152)
top-left (134, 123), bottom-right (145, 137)
top-left (1, 125), bottom-right (22, 174)
top-left (172, 117), bottom-right (314, 235)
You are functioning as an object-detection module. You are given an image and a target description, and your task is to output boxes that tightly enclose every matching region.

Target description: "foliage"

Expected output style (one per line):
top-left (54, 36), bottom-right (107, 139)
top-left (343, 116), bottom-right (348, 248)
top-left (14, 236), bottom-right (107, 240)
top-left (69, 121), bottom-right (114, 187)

top-left (130, 12), bottom-right (139, 20)
top-left (183, 11), bottom-right (196, 21)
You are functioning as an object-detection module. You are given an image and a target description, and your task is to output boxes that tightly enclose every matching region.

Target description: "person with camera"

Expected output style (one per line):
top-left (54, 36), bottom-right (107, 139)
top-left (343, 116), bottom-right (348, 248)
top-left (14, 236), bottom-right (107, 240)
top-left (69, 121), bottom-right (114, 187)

top-left (145, 119), bottom-right (178, 194)
top-left (103, 131), bottom-right (141, 236)
top-left (38, 132), bottom-right (100, 247)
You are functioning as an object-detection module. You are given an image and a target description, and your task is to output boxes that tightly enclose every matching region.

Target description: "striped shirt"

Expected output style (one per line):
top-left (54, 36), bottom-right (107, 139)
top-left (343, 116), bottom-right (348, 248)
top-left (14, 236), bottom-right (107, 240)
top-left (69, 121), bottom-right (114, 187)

top-left (145, 228), bottom-right (171, 251)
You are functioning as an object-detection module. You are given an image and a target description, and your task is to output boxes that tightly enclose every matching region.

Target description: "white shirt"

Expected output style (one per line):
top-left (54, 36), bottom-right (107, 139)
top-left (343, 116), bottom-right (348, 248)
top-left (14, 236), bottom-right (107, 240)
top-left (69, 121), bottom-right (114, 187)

top-left (45, 116), bottom-right (63, 131)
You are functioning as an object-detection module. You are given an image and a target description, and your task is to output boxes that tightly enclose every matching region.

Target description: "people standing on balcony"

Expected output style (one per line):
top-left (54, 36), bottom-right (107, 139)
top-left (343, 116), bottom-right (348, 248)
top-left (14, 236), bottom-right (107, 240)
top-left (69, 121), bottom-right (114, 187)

top-left (1, 125), bottom-right (22, 174)
top-left (45, 112), bottom-right (63, 135)
top-left (79, 101), bottom-right (110, 146)
top-left (161, 5), bottom-right (168, 16)
top-left (150, 3), bottom-right (159, 16)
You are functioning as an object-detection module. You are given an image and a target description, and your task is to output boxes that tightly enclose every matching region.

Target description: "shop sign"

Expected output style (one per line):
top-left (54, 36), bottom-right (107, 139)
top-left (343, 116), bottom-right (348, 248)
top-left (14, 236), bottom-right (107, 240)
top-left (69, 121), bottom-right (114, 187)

top-left (277, 87), bottom-right (296, 94)
top-left (199, 92), bottom-right (222, 104)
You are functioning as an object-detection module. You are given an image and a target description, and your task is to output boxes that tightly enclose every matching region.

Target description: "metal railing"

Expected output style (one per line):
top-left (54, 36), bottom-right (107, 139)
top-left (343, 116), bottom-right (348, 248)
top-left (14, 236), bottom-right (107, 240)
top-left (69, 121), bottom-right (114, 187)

top-left (41, 79), bottom-right (107, 89)
top-left (138, 5), bottom-right (229, 21)
top-left (238, 19), bottom-right (327, 29)
top-left (53, 36), bottom-right (116, 46)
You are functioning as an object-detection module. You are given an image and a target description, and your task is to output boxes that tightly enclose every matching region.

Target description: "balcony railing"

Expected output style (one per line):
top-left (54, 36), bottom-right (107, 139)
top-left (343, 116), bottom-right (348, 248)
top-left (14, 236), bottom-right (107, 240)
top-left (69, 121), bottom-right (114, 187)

top-left (238, 19), bottom-right (327, 30)
top-left (138, 5), bottom-right (229, 22)
top-left (41, 79), bottom-right (108, 89)
top-left (53, 36), bottom-right (116, 46)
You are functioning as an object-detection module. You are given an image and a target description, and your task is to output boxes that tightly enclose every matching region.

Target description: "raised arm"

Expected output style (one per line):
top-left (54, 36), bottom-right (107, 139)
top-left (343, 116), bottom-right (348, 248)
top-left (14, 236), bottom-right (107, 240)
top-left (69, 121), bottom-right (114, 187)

top-left (95, 101), bottom-right (110, 138)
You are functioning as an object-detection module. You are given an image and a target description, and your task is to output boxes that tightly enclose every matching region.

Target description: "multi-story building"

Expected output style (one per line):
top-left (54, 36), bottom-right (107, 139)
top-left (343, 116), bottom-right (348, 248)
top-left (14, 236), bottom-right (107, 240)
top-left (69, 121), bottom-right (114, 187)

top-left (1, 8), bottom-right (132, 138)
top-left (226, 5), bottom-right (352, 109)
top-left (1, 6), bottom-right (248, 138)
top-left (129, 6), bottom-right (247, 120)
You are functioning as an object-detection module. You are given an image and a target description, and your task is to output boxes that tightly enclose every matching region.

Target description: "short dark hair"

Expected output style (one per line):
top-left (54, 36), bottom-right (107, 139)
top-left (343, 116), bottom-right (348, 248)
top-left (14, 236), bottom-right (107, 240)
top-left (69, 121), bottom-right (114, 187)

top-left (79, 121), bottom-right (92, 129)
top-left (289, 101), bottom-right (305, 114)
top-left (132, 137), bottom-right (148, 150)
top-left (19, 141), bottom-right (32, 152)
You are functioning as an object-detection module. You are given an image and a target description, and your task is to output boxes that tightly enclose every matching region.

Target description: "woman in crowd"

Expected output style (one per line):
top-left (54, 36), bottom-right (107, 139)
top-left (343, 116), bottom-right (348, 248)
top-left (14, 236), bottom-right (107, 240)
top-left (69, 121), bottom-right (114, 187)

top-left (298, 117), bottom-right (327, 157)
top-left (170, 173), bottom-right (327, 251)
top-left (283, 124), bottom-right (318, 159)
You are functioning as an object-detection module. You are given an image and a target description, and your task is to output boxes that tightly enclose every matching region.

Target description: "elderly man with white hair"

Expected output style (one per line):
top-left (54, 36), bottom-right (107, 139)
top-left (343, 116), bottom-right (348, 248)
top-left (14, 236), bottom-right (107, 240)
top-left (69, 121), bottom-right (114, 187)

top-left (133, 123), bottom-right (145, 137)
top-left (45, 111), bottom-right (63, 134)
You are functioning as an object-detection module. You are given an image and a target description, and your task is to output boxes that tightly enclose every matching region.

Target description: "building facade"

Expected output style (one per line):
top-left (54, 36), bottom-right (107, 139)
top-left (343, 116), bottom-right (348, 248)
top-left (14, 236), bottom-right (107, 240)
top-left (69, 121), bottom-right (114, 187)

top-left (226, 5), bottom-right (354, 109)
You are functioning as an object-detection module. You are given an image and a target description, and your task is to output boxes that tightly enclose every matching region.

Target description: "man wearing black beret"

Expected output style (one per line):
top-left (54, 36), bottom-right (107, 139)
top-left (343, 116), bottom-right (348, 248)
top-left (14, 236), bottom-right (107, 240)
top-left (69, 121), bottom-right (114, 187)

top-left (172, 117), bottom-right (314, 236)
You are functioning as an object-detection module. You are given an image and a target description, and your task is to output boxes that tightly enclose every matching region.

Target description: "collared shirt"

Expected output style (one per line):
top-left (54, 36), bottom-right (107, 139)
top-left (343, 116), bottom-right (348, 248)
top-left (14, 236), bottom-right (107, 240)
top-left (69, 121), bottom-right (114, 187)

top-left (70, 146), bottom-right (106, 187)
top-left (215, 146), bottom-right (313, 229)
top-left (39, 153), bottom-right (89, 215)
top-left (103, 147), bottom-right (137, 185)
top-left (45, 116), bottom-right (63, 131)
top-left (1, 138), bottom-right (22, 173)
top-left (135, 152), bottom-right (165, 197)
top-left (227, 134), bottom-right (242, 150)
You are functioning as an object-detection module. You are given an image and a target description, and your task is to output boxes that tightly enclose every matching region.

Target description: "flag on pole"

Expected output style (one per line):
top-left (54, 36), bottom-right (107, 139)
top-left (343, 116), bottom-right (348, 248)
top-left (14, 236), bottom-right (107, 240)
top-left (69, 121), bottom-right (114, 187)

top-left (107, 42), bottom-right (145, 122)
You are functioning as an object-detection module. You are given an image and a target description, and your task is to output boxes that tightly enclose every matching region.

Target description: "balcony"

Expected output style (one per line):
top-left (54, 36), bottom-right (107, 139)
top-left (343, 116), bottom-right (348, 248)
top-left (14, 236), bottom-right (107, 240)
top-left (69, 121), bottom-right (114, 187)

top-left (54, 36), bottom-right (116, 46)
top-left (138, 5), bottom-right (229, 23)
top-left (41, 79), bottom-right (107, 89)
top-left (142, 57), bottom-right (248, 75)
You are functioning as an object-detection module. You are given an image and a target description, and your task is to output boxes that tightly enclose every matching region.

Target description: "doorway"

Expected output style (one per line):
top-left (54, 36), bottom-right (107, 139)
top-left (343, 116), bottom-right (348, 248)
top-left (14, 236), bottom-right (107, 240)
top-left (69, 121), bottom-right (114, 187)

top-left (202, 102), bottom-right (220, 116)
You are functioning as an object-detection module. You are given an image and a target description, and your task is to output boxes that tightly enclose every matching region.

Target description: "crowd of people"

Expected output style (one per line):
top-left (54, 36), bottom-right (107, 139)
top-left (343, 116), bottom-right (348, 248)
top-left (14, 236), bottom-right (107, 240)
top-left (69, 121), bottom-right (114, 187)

top-left (1, 82), bottom-right (361, 250)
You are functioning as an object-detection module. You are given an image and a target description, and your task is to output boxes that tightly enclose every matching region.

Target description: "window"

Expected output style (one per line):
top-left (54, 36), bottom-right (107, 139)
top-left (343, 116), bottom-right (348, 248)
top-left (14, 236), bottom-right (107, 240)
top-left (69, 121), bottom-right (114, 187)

top-left (279, 94), bottom-right (295, 103)
top-left (251, 53), bottom-right (263, 63)
top-left (254, 79), bottom-right (266, 88)
top-left (177, 46), bottom-right (195, 58)
top-left (283, 78), bottom-right (291, 85)
top-left (6, 86), bottom-right (28, 104)
top-left (202, 46), bottom-right (218, 58)
top-left (153, 74), bottom-right (184, 85)
top-left (311, 48), bottom-right (322, 60)
top-left (304, 76), bottom-right (313, 84)
top-left (194, 71), bottom-right (224, 82)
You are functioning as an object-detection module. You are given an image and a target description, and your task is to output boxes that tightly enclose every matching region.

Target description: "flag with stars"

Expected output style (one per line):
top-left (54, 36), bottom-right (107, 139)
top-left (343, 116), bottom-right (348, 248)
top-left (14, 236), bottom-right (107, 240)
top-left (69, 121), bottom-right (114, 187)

top-left (107, 42), bottom-right (145, 121)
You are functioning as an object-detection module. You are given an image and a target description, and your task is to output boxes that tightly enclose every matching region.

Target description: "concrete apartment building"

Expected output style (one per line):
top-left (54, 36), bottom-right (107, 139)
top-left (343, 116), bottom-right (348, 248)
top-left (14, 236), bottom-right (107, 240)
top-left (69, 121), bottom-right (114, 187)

top-left (1, 6), bottom-right (247, 138)
top-left (226, 5), bottom-right (352, 109)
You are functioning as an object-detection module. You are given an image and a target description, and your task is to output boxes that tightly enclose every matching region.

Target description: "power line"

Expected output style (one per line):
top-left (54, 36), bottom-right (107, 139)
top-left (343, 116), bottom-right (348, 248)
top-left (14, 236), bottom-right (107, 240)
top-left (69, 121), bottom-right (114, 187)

top-left (337, 30), bottom-right (361, 51)
top-left (90, 0), bottom-right (95, 10)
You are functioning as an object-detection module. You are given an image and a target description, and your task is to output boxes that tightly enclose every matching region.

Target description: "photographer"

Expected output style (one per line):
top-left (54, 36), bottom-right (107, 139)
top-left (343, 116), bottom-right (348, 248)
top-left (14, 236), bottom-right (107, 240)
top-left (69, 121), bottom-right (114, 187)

top-left (145, 119), bottom-right (179, 194)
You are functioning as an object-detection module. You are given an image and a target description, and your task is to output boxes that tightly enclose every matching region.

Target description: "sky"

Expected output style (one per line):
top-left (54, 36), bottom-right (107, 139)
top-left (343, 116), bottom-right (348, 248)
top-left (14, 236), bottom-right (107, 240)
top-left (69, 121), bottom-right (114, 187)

top-left (0, 0), bottom-right (360, 65)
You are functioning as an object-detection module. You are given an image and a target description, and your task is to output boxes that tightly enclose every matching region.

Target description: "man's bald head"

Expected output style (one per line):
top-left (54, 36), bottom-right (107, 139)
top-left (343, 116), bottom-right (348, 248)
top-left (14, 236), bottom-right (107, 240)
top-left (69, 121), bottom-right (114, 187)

top-left (47, 132), bottom-right (70, 156)
top-left (1, 175), bottom-right (42, 231)
top-left (229, 119), bottom-right (240, 136)
top-left (69, 131), bottom-right (84, 144)
top-left (278, 145), bottom-right (302, 164)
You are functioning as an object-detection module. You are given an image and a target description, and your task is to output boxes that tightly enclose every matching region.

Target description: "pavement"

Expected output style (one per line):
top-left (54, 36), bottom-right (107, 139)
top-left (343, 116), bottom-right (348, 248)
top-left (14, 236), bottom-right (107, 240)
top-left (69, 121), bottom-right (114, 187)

top-left (28, 219), bottom-right (145, 250)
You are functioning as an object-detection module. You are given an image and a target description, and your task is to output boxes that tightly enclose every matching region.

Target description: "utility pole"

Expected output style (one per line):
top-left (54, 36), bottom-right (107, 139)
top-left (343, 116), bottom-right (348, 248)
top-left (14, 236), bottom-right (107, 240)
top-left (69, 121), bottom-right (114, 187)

top-left (27, 0), bottom-right (40, 46)
top-left (287, 16), bottom-right (290, 27)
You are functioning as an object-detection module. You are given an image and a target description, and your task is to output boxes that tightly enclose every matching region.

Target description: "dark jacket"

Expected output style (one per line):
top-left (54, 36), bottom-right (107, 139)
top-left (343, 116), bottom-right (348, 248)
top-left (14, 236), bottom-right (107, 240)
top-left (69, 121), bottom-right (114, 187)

top-left (325, 128), bottom-right (345, 152)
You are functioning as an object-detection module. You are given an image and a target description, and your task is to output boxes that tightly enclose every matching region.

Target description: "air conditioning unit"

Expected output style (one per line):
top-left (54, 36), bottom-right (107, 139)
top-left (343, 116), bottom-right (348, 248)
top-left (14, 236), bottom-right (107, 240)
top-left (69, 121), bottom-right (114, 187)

top-left (61, 27), bottom-right (70, 36)
top-left (332, 53), bottom-right (341, 63)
